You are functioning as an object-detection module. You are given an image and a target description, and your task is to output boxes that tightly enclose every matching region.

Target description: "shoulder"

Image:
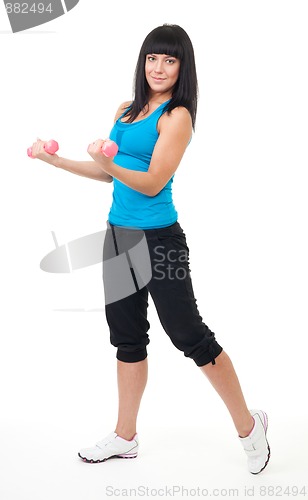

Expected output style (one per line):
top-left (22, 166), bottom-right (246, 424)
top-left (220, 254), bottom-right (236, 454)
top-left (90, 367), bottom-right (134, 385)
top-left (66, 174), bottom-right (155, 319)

top-left (113, 101), bottom-right (132, 122)
top-left (158, 106), bottom-right (192, 133)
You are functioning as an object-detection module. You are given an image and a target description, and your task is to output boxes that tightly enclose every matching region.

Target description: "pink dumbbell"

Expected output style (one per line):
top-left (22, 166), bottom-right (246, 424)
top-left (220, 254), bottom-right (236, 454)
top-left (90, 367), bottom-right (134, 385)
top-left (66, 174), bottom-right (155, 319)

top-left (27, 139), bottom-right (59, 158)
top-left (101, 139), bottom-right (118, 157)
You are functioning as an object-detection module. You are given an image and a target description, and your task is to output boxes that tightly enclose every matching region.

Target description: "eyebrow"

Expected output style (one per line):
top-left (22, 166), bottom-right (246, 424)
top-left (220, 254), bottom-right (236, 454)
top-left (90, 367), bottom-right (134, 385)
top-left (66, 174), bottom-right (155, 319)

top-left (149, 53), bottom-right (177, 58)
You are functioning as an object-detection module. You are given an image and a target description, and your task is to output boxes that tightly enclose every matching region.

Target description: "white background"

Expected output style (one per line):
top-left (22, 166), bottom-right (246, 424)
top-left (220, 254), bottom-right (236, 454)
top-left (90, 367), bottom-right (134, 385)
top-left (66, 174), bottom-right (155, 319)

top-left (0, 1), bottom-right (307, 499)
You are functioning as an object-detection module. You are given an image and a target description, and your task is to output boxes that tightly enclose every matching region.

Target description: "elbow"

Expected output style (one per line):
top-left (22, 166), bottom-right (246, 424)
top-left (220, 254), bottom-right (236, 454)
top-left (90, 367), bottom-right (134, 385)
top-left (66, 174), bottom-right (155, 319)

top-left (140, 173), bottom-right (163, 196)
top-left (146, 186), bottom-right (161, 197)
top-left (101, 173), bottom-right (113, 183)
top-left (145, 180), bottom-right (163, 197)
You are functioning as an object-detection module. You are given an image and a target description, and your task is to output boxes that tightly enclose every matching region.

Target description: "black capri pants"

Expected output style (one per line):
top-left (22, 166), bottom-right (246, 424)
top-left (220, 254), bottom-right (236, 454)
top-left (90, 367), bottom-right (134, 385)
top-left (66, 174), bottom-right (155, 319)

top-left (103, 221), bottom-right (223, 367)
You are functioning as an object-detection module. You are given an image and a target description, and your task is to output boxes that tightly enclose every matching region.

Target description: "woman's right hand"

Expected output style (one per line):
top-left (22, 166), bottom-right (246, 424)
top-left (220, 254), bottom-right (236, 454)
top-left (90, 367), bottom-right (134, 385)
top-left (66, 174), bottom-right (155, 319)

top-left (30, 138), bottom-right (59, 166)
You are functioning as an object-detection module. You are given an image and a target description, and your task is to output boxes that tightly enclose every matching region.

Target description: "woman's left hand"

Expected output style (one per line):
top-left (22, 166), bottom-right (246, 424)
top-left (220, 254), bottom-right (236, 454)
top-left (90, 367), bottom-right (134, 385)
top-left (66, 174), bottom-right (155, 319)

top-left (87, 139), bottom-right (113, 172)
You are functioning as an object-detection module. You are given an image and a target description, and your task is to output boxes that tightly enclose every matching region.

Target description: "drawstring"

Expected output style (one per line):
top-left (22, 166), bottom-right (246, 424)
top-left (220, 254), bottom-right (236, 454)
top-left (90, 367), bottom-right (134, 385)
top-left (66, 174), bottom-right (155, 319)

top-left (208, 338), bottom-right (217, 365)
top-left (110, 224), bottom-right (139, 293)
top-left (111, 224), bottom-right (119, 256)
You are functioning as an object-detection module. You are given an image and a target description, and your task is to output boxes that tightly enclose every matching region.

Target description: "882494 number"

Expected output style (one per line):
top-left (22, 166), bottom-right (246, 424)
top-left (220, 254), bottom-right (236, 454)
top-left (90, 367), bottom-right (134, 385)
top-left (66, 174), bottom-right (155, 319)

top-left (259, 485), bottom-right (307, 496)
top-left (5, 3), bottom-right (53, 14)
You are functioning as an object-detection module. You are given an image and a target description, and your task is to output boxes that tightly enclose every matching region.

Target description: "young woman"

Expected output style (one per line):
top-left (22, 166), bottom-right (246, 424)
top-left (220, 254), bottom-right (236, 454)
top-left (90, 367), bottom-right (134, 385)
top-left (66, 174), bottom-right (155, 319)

top-left (31, 24), bottom-right (270, 474)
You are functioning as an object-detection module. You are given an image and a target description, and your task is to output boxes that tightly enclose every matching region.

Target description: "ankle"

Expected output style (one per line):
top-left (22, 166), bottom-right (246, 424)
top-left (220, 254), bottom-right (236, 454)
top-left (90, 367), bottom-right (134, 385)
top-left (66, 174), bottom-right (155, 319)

top-left (115, 427), bottom-right (137, 441)
top-left (238, 416), bottom-right (255, 438)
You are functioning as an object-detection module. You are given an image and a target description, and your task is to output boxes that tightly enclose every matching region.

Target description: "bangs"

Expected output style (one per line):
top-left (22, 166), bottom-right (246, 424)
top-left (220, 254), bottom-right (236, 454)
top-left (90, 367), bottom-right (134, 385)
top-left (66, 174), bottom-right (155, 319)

top-left (141, 26), bottom-right (184, 60)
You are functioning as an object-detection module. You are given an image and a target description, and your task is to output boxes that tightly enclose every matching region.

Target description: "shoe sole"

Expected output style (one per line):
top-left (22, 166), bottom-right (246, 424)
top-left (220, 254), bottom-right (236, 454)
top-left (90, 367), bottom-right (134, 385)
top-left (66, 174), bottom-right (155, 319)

top-left (78, 452), bottom-right (138, 464)
top-left (250, 411), bottom-right (271, 475)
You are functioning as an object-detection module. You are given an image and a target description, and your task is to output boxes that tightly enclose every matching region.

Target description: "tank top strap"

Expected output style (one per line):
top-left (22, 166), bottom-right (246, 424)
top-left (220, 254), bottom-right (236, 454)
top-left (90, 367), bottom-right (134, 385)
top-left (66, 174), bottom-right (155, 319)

top-left (119, 105), bottom-right (132, 120)
top-left (147, 99), bottom-right (171, 120)
top-left (118, 99), bottom-right (171, 123)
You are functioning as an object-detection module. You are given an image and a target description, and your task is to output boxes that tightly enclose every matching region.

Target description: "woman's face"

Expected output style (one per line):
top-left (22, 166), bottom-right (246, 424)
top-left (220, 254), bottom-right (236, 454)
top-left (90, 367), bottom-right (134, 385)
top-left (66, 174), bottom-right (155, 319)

top-left (145, 53), bottom-right (180, 96)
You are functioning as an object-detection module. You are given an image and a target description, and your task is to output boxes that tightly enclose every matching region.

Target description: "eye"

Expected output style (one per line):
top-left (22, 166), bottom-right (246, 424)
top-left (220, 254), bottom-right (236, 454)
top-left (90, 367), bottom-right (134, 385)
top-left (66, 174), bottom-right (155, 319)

top-left (147, 55), bottom-right (156, 62)
top-left (166, 58), bottom-right (176, 64)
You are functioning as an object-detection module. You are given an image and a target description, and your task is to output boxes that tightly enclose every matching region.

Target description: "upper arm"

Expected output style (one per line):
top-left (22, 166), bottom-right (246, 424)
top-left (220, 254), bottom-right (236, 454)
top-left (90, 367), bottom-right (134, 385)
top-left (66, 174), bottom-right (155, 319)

top-left (147, 107), bottom-right (192, 196)
top-left (114, 101), bottom-right (132, 123)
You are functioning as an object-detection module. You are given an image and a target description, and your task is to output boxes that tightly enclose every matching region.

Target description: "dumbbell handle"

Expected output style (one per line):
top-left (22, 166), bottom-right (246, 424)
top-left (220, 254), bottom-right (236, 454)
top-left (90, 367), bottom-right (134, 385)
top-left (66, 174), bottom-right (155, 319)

top-left (27, 139), bottom-right (59, 158)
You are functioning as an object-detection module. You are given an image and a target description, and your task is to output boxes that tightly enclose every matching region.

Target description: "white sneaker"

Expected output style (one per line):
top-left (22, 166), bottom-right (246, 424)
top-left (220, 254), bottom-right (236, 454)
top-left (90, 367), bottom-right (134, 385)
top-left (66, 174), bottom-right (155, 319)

top-left (78, 432), bottom-right (139, 463)
top-left (239, 409), bottom-right (270, 474)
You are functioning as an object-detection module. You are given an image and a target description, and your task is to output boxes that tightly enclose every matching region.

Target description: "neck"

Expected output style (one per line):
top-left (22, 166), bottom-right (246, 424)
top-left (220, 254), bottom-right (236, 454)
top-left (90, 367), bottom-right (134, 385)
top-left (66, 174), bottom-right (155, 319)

top-left (148, 91), bottom-right (172, 105)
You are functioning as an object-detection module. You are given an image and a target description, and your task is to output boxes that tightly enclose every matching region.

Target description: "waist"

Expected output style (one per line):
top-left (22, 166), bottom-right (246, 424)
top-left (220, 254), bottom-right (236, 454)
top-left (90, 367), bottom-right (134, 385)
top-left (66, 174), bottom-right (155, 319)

top-left (108, 180), bottom-right (177, 229)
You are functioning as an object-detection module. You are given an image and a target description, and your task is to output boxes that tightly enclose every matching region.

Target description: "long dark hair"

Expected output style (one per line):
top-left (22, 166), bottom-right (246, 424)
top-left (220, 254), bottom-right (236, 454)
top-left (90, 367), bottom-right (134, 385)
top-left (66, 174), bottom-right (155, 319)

top-left (123, 24), bottom-right (199, 129)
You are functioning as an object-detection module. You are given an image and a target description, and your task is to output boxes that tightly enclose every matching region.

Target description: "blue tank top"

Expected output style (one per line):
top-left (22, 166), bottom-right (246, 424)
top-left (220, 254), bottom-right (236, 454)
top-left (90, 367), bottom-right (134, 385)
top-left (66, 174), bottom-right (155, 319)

top-left (108, 100), bottom-right (178, 229)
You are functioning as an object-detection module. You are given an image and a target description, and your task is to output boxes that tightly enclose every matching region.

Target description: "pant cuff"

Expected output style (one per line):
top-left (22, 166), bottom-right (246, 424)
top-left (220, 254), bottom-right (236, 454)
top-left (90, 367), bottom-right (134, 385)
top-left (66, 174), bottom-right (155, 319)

top-left (116, 347), bottom-right (148, 363)
top-left (194, 343), bottom-right (223, 367)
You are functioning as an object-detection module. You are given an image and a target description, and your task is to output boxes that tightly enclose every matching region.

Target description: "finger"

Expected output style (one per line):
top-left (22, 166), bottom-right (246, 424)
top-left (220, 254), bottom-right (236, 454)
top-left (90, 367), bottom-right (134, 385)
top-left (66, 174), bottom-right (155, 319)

top-left (93, 139), bottom-right (104, 150)
top-left (32, 139), bottom-right (45, 157)
top-left (87, 144), bottom-right (96, 155)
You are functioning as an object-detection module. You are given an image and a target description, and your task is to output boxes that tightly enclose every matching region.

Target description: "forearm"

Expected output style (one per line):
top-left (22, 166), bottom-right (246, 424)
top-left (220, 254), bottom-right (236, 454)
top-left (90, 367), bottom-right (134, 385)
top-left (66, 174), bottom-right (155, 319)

top-left (54, 157), bottom-right (113, 182)
top-left (102, 162), bottom-right (156, 195)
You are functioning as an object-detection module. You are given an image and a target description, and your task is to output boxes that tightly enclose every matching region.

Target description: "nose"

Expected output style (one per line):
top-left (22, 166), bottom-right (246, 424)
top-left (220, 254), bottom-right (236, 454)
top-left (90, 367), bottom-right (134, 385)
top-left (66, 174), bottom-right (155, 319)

top-left (154, 59), bottom-right (163, 73)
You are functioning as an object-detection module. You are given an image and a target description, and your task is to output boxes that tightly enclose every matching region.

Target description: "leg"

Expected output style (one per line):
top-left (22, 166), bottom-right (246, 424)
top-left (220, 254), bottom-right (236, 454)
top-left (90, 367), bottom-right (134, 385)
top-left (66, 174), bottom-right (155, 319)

top-left (78, 285), bottom-right (149, 461)
top-left (78, 288), bottom-right (149, 461)
top-left (115, 358), bottom-right (148, 440)
top-left (146, 223), bottom-right (254, 437)
top-left (146, 222), bottom-right (223, 367)
top-left (103, 224), bottom-right (151, 440)
top-left (146, 223), bottom-right (269, 472)
top-left (202, 354), bottom-right (271, 474)
top-left (200, 351), bottom-right (254, 437)
top-left (105, 289), bottom-right (150, 440)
